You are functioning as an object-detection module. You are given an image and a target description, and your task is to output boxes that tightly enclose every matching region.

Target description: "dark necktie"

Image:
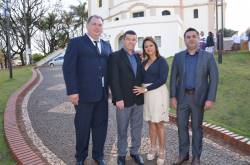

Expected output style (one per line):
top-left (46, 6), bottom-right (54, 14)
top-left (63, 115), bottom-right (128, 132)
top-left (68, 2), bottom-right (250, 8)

top-left (94, 41), bottom-right (101, 55)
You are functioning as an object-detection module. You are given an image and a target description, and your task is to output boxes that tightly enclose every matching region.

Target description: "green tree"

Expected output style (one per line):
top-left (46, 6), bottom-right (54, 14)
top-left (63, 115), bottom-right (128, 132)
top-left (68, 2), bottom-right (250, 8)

top-left (0, 0), bottom-right (46, 65)
top-left (70, 2), bottom-right (88, 36)
top-left (219, 28), bottom-right (237, 37)
top-left (35, 13), bottom-right (60, 54)
top-left (32, 53), bottom-right (45, 62)
top-left (35, 12), bottom-right (71, 54)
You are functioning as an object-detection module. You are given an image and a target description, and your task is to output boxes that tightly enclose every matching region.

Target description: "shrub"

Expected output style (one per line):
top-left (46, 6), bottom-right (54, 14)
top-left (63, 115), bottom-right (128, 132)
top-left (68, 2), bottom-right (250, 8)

top-left (32, 53), bottom-right (45, 62)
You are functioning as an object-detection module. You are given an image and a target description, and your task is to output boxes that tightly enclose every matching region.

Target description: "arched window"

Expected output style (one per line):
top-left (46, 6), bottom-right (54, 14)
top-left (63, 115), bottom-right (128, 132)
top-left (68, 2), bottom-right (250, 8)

top-left (194, 9), bottom-right (198, 18)
top-left (162, 10), bottom-right (171, 16)
top-left (118, 35), bottom-right (123, 49)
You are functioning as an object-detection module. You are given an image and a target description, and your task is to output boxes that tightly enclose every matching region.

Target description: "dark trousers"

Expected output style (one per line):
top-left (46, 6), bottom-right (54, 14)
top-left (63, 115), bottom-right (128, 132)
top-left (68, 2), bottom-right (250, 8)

top-left (74, 98), bottom-right (108, 162)
top-left (176, 94), bottom-right (204, 158)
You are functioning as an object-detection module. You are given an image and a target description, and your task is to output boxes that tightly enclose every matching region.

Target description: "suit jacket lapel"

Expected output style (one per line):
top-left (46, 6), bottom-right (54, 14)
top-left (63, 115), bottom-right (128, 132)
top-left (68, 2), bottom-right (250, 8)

top-left (195, 50), bottom-right (203, 86)
top-left (135, 54), bottom-right (141, 77)
top-left (83, 34), bottom-right (100, 55)
top-left (181, 50), bottom-right (186, 79)
top-left (100, 40), bottom-right (107, 56)
top-left (83, 34), bottom-right (94, 49)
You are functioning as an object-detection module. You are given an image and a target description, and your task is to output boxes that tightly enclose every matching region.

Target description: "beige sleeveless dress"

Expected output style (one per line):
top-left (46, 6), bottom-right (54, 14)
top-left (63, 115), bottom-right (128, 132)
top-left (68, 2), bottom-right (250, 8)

top-left (143, 83), bottom-right (169, 123)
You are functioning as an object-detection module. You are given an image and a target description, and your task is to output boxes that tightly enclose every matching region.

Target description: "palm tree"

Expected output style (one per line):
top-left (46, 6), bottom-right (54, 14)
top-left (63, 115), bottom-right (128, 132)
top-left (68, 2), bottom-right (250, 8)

top-left (70, 2), bottom-right (88, 36)
top-left (35, 13), bottom-right (61, 54)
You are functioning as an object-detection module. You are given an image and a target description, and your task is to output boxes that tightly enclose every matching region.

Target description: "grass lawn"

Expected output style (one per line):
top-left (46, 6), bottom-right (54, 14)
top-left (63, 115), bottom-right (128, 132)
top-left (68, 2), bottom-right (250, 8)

top-left (167, 51), bottom-right (250, 138)
top-left (0, 66), bottom-right (32, 164)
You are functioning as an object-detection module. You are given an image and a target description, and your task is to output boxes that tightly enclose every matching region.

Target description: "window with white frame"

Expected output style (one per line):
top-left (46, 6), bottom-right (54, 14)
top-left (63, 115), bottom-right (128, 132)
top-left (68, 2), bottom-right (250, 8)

top-left (162, 10), bottom-right (171, 16)
top-left (155, 36), bottom-right (161, 47)
top-left (194, 9), bottom-right (198, 18)
top-left (132, 11), bottom-right (144, 18)
top-left (97, 0), bottom-right (102, 7)
top-left (138, 37), bottom-right (144, 48)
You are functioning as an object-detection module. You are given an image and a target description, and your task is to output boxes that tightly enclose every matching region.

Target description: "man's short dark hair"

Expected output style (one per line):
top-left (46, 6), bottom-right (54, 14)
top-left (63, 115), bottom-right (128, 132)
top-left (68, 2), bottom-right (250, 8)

top-left (123, 30), bottom-right (137, 39)
top-left (184, 27), bottom-right (199, 38)
top-left (87, 15), bottom-right (104, 24)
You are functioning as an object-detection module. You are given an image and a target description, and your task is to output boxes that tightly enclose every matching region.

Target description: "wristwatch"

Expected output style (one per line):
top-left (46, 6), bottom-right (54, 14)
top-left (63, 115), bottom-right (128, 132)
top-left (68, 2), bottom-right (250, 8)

top-left (144, 88), bottom-right (148, 93)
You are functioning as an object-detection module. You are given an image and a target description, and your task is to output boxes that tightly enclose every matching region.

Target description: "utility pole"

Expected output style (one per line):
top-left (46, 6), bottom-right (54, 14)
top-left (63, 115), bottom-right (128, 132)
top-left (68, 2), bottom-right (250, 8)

top-left (216, 0), bottom-right (224, 64)
top-left (216, 0), bottom-right (218, 48)
top-left (4, 0), bottom-right (13, 78)
top-left (220, 0), bottom-right (224, 64)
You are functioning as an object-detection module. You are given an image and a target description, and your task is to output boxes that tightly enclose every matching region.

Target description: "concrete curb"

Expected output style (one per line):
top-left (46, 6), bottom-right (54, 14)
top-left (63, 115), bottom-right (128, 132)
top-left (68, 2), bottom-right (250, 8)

top-left (4, 68), bottom-right (46, 165)
top-left (169, 114), bottom-right (250, 154)
top-left (21, 69), bottom-right (66, 165)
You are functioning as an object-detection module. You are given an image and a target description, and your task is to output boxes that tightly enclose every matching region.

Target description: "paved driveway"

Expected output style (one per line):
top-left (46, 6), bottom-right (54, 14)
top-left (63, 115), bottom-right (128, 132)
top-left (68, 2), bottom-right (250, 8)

top-left (25, 66), bottom-right (250, 165)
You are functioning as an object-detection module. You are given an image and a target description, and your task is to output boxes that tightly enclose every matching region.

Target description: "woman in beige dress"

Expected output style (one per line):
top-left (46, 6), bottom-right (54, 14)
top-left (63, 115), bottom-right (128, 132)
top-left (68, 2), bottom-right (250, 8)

top-left (133, 37), bottom-right (169, 165)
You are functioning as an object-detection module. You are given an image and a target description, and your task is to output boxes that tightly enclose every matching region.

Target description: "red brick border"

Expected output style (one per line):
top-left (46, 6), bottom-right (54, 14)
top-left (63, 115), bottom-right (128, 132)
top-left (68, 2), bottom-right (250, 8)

top-left (3, 67), bottom-right (249, 164)
top-left (169, 113), bottom-right (250, 154)
top-left (4, 68), bottom-right (46, 165)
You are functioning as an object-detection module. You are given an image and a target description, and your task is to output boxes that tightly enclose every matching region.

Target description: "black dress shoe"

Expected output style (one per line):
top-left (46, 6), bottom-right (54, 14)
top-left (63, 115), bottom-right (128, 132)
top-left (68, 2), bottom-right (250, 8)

top-left (172, 155), bottom-right (189, 165)
top-left (75, 161), bottom-right (83, 165)
top-left (117, 156), bottom-right (126, 165)
top-left (191, 157), bottom-right (200, 165)
top-left (94, 159), bottom-right (106, 165)
top-left (130, 154), bottom-right (144, 165)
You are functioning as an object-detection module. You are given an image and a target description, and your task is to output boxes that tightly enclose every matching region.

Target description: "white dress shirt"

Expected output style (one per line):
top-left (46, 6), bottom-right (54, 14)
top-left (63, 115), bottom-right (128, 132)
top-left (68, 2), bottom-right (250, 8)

top-left (86, 33), bottom-right (102, 54)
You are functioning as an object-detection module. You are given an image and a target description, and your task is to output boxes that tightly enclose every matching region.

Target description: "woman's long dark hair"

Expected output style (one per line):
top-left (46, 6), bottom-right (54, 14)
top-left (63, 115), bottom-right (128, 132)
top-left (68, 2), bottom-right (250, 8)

top-left (142, 37), bottom-right (160, 59)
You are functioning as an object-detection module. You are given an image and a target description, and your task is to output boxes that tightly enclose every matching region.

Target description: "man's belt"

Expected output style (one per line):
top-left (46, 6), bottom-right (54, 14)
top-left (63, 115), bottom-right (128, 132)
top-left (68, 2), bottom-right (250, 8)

top-left (185, 88), bottom-right (195, 95)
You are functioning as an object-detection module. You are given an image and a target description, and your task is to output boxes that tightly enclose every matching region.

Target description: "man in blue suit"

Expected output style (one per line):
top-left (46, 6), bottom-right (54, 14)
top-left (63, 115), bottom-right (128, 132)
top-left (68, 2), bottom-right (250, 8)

top-left (170, 28), bottom-right (218, 165)
top-left (63, 15), bottom-right (112, 165)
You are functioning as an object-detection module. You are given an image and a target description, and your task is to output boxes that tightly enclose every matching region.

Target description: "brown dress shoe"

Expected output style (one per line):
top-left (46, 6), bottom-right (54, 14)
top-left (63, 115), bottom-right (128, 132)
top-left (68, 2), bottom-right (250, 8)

top-left (191, 157), bottom-right (200, 165)
top-left (172, 155), bottom-right (189, 165)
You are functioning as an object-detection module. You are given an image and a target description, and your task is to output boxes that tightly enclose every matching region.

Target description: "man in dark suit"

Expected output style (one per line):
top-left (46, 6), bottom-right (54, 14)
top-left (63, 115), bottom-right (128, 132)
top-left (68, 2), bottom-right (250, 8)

top-left (62, 15), bottom-right (112, 165)
top-left (170, 28), bottom-right (218, 165)
top-left (109, 30), bottom-right (144, 165)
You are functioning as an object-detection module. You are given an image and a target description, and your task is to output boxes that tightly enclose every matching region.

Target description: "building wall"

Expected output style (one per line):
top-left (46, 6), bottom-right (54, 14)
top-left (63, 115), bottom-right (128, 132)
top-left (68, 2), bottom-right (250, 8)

top-left (155, 8), bottom-right (175, 16)
top-left (89, 0), bottom-right (215, 34)
top-left (103, 16), bottom-right (183, 57)
top-left (88, 0), bottom-right (225, 56)
top-left (183, 0), bottom-right (209, 6)
top-left (88, 0), bottom-right (110, 19)
top-left (183, 5), bottom-right (209, 33)
top-left (112, 0), bottom-right (180, 8)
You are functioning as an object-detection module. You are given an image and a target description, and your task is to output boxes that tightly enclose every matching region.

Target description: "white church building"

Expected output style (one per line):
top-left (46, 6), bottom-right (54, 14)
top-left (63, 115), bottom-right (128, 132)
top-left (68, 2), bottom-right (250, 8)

top-left (88, 0), bottom-right (224, 57)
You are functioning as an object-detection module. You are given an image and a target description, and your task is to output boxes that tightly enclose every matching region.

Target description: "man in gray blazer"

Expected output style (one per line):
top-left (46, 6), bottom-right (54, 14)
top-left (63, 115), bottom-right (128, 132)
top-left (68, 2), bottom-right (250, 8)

top-left (170, 28), bottom-right (218, 165)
